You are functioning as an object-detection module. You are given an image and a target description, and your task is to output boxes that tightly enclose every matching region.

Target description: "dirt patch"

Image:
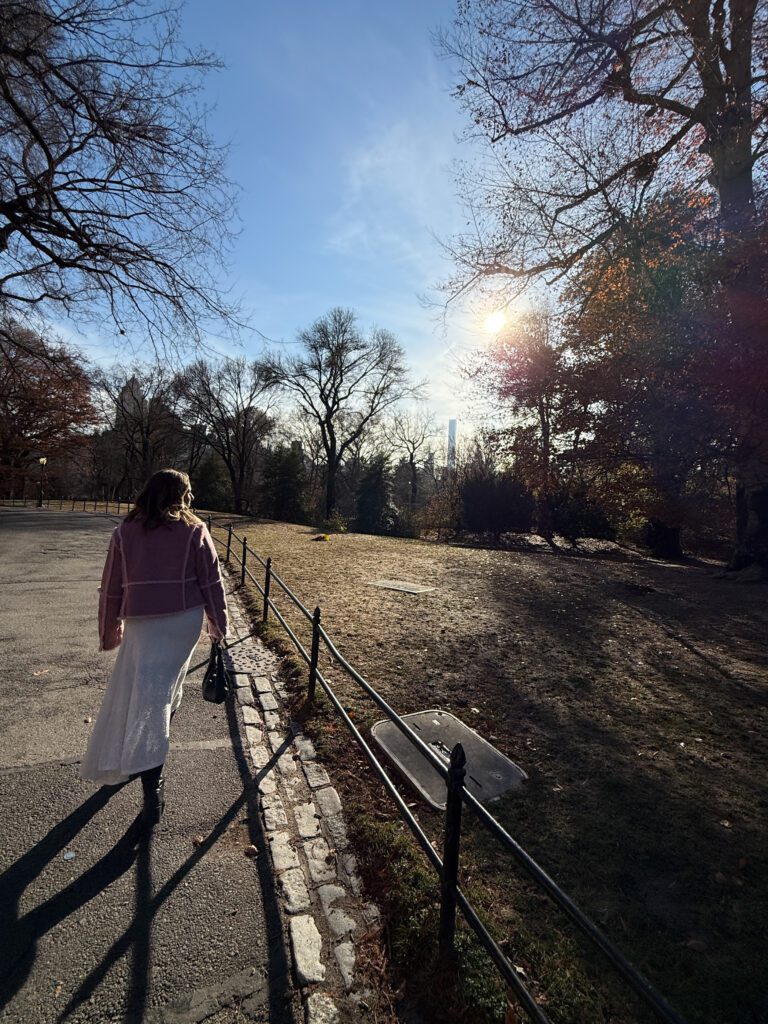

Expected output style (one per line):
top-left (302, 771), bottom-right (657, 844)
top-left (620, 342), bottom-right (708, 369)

top-left (217, 519), bottom-right (767, 1024)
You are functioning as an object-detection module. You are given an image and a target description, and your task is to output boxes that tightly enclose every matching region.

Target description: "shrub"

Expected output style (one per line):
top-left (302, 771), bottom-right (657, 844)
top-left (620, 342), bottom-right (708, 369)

top-left (545, 487), bottom-right (616, 543)
top-left (460, 469), bottom-right (535, 537)
top-left (322, 510), bottom-right (348, 534)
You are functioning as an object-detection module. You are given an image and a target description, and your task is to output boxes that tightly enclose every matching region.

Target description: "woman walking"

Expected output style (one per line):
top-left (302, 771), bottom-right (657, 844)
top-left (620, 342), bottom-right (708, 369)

top-left (80, 469), bottom-right (229, 827)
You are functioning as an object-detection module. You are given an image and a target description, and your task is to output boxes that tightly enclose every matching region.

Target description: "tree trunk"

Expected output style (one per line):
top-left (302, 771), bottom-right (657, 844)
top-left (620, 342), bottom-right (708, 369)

top-left (538, 401), bottom-right (551, 490)
top-left (735, 482), bottom-right (748, 545)
top-left (141, 436), bottom-right (152, 483)
top-left (713, 151), bottom-right (768, 571)
top-left (324, 460), bottom-right (338, 519)
top-left (729, 484), bottom-right (768, 571)
top-left (227, 461), bottom-right (244, 515)
top-left (409, 456), bottom-right (418, 511)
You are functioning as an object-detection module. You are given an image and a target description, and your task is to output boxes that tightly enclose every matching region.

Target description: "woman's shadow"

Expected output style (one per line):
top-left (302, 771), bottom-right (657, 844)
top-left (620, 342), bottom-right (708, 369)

top-left (0, 784), bottom-right (144, 1013)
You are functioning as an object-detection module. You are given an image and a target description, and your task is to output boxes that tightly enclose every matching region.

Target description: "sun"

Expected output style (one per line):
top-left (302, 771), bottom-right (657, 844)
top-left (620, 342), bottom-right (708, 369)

top-left (483, 310), bottom-right (507, 334)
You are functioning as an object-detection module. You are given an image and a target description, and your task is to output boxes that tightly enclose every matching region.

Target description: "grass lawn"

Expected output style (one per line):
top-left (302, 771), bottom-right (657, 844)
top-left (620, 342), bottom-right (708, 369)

top-left (219, 517), bottom-right (767, 1023)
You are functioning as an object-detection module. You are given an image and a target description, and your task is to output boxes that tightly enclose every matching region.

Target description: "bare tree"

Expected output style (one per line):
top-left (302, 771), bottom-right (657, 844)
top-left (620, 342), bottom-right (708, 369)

top-left (282, 408), bottom-right (326, 518)
top-left (441, 1), bottom-right (766, 284)
top-left (178, 358), bottom-right (274, 514)
top-left (385, 409), bottom-right (437, 511)
top-left (258, 308), bottom-right (421, 518)
top-left (0, 0), bottom-right (238, 354)
top-left (440, 1), bottom-right (768, 568)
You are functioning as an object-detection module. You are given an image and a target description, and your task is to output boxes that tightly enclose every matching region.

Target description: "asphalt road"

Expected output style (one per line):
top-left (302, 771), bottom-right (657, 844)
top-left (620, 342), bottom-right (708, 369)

top-left (0, 509), bottom-right (298, 1024)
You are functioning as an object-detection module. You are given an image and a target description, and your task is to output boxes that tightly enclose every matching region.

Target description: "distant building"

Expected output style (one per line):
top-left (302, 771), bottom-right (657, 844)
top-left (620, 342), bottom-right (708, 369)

top-left (447, 419), bottom-right (457, 470)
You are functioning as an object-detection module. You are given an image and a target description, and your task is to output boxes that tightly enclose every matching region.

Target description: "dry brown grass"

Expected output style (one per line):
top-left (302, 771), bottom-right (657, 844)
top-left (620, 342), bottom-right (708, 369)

top-left (212, 516), bottom-right (767, 1024)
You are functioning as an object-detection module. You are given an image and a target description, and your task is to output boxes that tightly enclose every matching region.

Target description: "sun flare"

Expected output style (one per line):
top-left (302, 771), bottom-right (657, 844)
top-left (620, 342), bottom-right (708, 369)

top-left (483, 310), bottom-right (507, 334)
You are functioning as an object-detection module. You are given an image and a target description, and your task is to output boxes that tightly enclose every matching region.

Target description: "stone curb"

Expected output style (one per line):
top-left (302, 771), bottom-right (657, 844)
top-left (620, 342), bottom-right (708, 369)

top-left (222, 575), bottom-right (381, 1023)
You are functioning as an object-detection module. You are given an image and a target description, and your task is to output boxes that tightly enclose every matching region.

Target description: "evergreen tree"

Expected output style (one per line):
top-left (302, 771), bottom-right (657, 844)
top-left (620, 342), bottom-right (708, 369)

top-left (192, 454), bottom-right (233, 513)
top-left (354, 455), bottom-right (395, 534)
top-left (260, 443), bottom-right (307, 523)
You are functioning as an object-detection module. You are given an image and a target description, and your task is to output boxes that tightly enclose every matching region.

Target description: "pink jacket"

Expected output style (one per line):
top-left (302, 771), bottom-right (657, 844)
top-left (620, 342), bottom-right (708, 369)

top-left (98, 517), bottom-right (229, 651)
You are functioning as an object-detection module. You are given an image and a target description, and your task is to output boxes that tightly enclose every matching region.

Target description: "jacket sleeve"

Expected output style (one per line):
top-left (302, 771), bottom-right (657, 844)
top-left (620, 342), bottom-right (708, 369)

top-left (195, 525), bottom-right (229, 641)
top-left (98, 528), bottom-right (124, 651)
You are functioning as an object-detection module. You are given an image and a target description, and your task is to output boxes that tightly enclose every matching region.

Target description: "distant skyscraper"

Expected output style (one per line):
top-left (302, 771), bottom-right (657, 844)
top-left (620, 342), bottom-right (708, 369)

top-left (447, 419), bottom-right (457, 470)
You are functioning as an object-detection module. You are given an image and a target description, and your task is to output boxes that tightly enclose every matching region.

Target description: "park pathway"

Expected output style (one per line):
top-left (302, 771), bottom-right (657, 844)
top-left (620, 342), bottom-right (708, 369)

top-left (0, 509), bottom-right (298, 1024)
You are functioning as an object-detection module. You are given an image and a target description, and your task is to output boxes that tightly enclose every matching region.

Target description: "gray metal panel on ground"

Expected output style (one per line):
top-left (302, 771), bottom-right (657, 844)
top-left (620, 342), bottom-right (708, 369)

top-left (367, 579), bottom-right (436, 594)
top-left (370, 710), bottom-right (527, 810)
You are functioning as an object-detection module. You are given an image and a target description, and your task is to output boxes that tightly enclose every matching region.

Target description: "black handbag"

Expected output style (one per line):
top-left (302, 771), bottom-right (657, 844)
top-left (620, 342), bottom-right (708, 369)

top-left (202, 640), bottom-right (229, 704)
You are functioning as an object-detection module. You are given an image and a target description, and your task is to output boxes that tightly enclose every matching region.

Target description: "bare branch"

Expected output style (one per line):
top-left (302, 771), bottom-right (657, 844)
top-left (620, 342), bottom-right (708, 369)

top-left (256, 307), bottom-right (423, 517)
top-left (0, 0), bottom-right (241, 356)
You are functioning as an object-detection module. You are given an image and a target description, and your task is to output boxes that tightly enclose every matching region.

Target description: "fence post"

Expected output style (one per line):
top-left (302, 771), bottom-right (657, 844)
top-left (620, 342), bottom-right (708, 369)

top-left (117, 500), bottom-right (121, 516)
top-left (240, 536), bottom-right (247, 587)
top-left (93, 498), bottom-right (97, 512)
top-left (308, 606), bottom-right (321, 701)
top-left (82, 499), bottom-right (86, 511)
top-left (72, 498), bottom-right (75, 511)
top-left (439, 743), bottom-right (467, 959)
top-left (262, 557), bottom-right (272, 623)
top-left (207, 514), bottom-right (212, 532)
top-left (226, 524), bottom-right (233, 563)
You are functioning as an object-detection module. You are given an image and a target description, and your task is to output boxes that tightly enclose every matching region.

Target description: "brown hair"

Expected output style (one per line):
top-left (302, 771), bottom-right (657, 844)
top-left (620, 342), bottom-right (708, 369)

top-left (126, 469), bottom-right (200, 530)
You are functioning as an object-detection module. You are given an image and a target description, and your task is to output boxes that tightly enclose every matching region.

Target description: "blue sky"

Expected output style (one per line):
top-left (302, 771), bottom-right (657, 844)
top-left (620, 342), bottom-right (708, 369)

top-left (175, 0), bottom-right (487, 426)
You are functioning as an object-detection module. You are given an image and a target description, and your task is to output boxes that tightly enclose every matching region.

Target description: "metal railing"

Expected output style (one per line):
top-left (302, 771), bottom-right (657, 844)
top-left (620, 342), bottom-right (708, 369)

top-left (6, 498), bottom-right (688, 1023)
top-left (0, 496), bottom-right (132, 514)
top-left (213, 520), bottom-right (688, 1024)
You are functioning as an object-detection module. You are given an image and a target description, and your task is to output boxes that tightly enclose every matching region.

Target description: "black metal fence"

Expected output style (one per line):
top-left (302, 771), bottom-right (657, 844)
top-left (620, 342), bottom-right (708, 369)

top-left (1, 496), bottom-right (132, 513)
top-left (5, 498), bottom-right (688, 1024)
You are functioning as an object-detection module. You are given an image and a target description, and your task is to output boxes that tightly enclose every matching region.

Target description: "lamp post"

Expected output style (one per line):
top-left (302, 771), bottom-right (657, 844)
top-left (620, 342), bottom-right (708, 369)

top-left (37, 456), bottom-right (47, 508)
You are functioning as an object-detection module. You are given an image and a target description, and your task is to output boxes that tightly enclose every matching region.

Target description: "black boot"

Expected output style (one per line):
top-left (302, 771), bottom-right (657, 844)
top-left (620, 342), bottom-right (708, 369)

top-left (141, 766), bottom-right (165, 828)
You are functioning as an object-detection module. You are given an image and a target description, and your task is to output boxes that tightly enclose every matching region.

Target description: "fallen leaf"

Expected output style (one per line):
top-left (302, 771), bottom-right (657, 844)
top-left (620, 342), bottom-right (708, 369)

top-left (192, 834), bottom-right (205, 847)
top-left (686, 938), bottom-right (707, 952)
top-left (243, 845), bottom-right (258, 858)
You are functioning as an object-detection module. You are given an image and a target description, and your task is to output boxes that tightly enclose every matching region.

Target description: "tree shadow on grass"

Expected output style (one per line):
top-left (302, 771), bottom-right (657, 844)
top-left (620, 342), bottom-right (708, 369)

top-left (464, 562), bottom-right (768, 1023)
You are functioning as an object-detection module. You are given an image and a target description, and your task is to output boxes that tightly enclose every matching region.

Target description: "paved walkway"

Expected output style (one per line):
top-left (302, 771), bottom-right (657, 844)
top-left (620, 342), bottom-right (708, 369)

top-left (0, 510), bottom-right (299, 1024)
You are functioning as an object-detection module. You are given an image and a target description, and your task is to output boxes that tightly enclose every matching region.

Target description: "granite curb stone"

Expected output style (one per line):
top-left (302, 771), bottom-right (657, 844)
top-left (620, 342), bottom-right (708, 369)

top-left (221, 566), bottom-right (386, 1021)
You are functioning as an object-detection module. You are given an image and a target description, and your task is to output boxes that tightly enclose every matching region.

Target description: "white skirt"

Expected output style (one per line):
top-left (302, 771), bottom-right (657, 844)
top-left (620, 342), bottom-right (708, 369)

top-left (80, 605), bottom-right (205, 785)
